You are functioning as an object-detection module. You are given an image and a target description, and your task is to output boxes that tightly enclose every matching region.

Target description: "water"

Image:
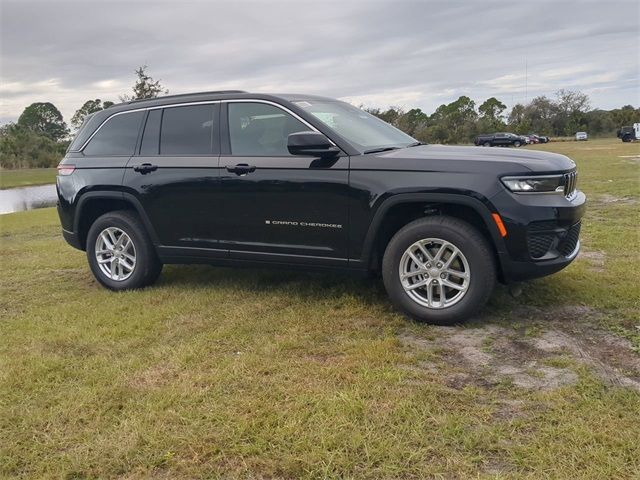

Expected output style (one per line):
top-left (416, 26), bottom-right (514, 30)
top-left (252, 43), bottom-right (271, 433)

top-left (0, 184), bottom-right (57, 215)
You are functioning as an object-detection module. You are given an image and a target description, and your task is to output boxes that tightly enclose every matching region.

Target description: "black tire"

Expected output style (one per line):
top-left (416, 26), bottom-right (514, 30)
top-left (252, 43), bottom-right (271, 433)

top-left (513, 141), bottom-right (522, 147)
top-left (483, 142), bottom-right (491, 147)
top-left (86, 210), bottom-right (162, 290)
top-left (382, 216), bottom-right (496, 325)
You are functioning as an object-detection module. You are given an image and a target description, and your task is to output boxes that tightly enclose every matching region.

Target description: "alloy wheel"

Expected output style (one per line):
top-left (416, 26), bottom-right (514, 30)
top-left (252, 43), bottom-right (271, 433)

top-left (95, 227), bottom-right (136, 281)
top-left (399, 238), bottom-right (470, 309)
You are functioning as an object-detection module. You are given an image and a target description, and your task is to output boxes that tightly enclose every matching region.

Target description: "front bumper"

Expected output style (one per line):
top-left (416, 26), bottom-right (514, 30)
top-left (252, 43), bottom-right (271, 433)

top-left (498, 239), bottom-right (580, 282)
top-left (491, 188), bottom-right (586, 282)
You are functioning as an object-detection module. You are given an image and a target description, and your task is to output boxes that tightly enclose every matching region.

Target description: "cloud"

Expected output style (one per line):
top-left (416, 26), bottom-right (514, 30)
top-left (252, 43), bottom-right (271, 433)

top-left (1, 0), bottom-right (638, 124)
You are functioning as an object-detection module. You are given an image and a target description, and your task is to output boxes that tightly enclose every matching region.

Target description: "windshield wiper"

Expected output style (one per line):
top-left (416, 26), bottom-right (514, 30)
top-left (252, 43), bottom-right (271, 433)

top-left (406, 141), bottom-right (424, 147)
top-left (363, 146), bottom-right (401, 154)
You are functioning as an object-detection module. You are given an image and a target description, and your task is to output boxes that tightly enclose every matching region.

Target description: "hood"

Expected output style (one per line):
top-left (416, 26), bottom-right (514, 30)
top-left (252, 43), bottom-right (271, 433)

top-left (364, 144), bottom-right (576, 174)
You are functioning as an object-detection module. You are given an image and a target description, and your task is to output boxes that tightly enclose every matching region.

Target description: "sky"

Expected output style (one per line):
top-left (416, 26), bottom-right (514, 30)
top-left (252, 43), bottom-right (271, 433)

top-left (1, 0), bottom-right (639, 125)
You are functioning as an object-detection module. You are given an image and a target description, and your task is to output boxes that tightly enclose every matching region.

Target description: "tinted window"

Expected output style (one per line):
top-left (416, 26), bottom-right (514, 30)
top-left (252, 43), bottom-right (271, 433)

top-left (160, 105), bottom-right (214, 155)
top-left (83, 111), bottom-right (144, 156)
top-left (140, 109), bottom-right (161, 155)
top-left (228, 103), bottom-right (308, 156)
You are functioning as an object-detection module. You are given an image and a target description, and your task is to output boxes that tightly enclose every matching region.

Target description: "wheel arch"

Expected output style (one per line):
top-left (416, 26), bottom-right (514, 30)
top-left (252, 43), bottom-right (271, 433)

top-left (74, 192), bottom-right (159, 250)
top-left (360, 193), bottom-right (507, 280)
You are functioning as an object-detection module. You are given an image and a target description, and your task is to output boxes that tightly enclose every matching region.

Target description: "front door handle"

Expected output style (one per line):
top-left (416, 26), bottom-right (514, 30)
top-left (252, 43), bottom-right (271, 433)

top-left (133, 163), bottom-right (158, 174)
top-left (226, 163), bottom-right (256, 175)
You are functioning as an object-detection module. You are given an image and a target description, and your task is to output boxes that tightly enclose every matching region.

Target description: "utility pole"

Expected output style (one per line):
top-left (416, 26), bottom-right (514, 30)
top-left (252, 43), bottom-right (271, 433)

top-left (525, 58), bottom-right (528, 105)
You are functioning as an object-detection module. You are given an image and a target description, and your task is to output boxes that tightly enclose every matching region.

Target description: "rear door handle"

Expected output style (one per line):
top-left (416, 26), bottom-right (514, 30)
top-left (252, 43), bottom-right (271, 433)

top-left (133, 163), bottom-right (158, 174)
top-left (226, 163), bottom-right (256, 175)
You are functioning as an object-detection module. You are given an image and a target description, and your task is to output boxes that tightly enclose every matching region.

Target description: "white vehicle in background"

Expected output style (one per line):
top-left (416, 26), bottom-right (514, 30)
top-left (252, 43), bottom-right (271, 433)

top-left (575, 131), bottom-right (588, 141)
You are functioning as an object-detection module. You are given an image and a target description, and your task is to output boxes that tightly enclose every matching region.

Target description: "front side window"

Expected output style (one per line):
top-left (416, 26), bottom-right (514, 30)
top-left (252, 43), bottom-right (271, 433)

top-left (228, 102), bottom-right (308, 156)
top-left (160, 105), bottom-right (214, 155)
top-left (83, 111), bottom-right (144, 156)
top-left (293, 100), bottom-right (416, 152)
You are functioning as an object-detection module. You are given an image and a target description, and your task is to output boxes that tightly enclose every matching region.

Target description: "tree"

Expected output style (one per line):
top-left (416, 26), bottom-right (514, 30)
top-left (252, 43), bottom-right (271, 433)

top-left (478, 97), bottom-right (506, 121)
top-left (120, 65), bottom-right (168, 102)
top-left (430, 96), bottom-right (478, 143)
top-left (70, 99), bottom-right (114, 129)
top-left (554, 90), bottom-right (590, 135)
top-left (0, 123), bottom-right (68, 168)
top-left (397, 108), bottom-right (430, 136)
top-left (17, 102), bottom-right (68, 141)
top-left (610, 105), bottom-right (640, 127)
top-left (478, 97), bottom-right (507, 132)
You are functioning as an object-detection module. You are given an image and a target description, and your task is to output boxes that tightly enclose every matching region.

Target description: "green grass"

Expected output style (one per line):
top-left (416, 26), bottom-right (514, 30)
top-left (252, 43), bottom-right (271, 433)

top-left (0, 168), bottom-right (58, 189)
top-left (1, 138), bottom-right (639, 479)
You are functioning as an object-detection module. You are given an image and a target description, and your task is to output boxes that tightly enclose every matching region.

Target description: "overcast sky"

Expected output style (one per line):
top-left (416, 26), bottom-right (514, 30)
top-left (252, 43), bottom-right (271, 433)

top-left (1, 0), bottom-right (639, 125)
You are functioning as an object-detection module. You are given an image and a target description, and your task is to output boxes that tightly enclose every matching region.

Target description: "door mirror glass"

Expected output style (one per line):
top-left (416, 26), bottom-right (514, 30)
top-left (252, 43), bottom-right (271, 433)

top-left (287, 131), bottom-right (340, 158)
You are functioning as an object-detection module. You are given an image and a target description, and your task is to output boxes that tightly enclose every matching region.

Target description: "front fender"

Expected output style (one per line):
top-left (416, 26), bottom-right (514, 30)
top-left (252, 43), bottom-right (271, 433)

top-left (353, 192), bottom-right (507, 268)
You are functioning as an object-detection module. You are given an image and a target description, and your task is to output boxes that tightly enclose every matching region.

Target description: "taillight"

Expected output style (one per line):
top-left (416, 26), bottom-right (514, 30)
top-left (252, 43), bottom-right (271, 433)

top-left (57, 164), bottom-right (75, 176)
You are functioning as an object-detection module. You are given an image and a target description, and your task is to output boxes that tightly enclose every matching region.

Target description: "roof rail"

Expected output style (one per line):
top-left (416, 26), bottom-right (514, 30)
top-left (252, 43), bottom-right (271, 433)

top-left (124, 90), bottom-right (249, 105)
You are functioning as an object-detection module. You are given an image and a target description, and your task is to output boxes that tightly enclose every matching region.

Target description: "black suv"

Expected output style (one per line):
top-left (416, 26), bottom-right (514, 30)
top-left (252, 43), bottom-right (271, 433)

top-left (57, 91), bottom-right (585, 324)
top-left (475, 133), bottom-right (524, 147)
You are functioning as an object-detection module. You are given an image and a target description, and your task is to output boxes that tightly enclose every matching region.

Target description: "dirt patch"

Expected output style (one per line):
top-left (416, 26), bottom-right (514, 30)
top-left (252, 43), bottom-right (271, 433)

top-left (619, 155), bottom-right (640, 164)
top-left (400, 306), bottom-right (640, 391)
top-left (592, 193), bottom-right (638, 206)
top-left (577, 249), bottom-right (606, 272)
top-left (129, 362), bottom-right (180, 389)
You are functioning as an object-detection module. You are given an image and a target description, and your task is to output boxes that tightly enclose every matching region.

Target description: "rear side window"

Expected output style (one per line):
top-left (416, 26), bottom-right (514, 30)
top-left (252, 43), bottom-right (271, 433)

top-left (140, 109), bottom-right (162, 155)
top-left (83, 111), bottom-right (144, 156)
top-left (160, 105), bottom-right (214, 155)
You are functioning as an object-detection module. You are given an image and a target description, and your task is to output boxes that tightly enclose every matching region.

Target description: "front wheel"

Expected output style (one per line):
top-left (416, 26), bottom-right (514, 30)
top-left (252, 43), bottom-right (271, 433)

top-left (86, 210), bottom-right (162, 290)
top-left (513, 141), bottom-right (522, 147)
top-left (382, 216), bottom-right (496, 325)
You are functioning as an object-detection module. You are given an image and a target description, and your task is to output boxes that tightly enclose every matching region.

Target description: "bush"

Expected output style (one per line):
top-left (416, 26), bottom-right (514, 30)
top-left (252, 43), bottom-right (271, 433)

top-left (0, 124), bottom-right (68, 169)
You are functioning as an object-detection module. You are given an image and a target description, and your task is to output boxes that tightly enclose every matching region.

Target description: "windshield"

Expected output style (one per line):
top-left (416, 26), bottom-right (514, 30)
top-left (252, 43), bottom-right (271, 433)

top-left (293, 99), bottom-right (417, 153)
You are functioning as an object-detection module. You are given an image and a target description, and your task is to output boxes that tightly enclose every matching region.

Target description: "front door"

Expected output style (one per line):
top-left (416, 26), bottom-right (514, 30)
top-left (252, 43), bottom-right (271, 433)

top-left (218, 101), bottom-right (350, 266)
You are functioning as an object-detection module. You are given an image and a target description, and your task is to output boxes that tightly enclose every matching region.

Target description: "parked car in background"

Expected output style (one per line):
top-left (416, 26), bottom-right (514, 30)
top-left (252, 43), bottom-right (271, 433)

top-left (575, 132), bottom-right (588, 141)
top-left (528, 134), bottom-right (549, 144)
top-left (617, 124), bottom-right (640, 142)
top-left (474, 132), bottom-right (524, 147)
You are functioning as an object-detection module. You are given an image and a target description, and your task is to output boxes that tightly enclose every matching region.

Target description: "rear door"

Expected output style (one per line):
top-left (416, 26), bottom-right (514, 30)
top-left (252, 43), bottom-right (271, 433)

top-left (123, 103), bottom-right (225, 256)
top-left (217, 100), bottom-right (350, 265)
top-left (494, 133), bottom-right (508, 146)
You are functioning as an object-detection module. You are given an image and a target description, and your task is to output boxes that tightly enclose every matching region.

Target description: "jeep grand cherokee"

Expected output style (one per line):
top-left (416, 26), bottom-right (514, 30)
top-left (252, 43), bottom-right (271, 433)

top-left (57, 91), bottom-right (586, 325)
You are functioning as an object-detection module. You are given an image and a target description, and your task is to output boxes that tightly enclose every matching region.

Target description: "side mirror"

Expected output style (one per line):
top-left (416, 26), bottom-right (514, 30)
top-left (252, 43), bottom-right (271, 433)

top-left (287, 131), bottom-right (340, 158)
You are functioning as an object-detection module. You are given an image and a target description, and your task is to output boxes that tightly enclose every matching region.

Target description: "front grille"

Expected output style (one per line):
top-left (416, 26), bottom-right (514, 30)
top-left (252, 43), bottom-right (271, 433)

top-left (563, 171), bottom-right (578, 198)
top-left (558, 222), bottom-right (581, 256)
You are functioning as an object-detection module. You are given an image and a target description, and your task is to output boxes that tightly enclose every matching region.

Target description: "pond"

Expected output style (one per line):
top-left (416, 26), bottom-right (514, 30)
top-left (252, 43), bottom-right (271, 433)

top-left (0, 184), bottom-right (57, 215)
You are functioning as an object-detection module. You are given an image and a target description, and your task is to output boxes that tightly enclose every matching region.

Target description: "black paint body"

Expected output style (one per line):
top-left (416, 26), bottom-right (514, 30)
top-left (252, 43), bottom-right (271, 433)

top-left (57, 92), bottom-right (586, 283)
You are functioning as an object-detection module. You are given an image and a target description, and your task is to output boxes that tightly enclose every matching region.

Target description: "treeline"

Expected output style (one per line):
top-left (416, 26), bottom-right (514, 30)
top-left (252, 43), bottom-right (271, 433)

top-left (2, 69), bottom-right (639, 169)
top-left (1, 66), bottom-right (167, 169)
top-left (367, 90), bottom-right (639, 145)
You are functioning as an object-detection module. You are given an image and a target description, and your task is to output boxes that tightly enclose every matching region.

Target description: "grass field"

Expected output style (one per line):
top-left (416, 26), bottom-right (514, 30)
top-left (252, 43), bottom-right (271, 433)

top-left (1, 138), bottom-right (639, 479)
top-left (0, 168), bottom-right (58, 189)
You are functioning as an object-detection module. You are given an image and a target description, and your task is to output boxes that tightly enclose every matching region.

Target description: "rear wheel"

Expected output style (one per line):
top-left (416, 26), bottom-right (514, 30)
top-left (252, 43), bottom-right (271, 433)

top-left (86, 210), bottom-right (162, 290)
top-left (382, 216), bottom-right (496, 325)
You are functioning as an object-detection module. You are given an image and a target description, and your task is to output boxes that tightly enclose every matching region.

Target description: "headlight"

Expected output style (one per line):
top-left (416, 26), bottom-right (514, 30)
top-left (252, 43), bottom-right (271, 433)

top-left (501, 175), bottom-right (564, 193)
